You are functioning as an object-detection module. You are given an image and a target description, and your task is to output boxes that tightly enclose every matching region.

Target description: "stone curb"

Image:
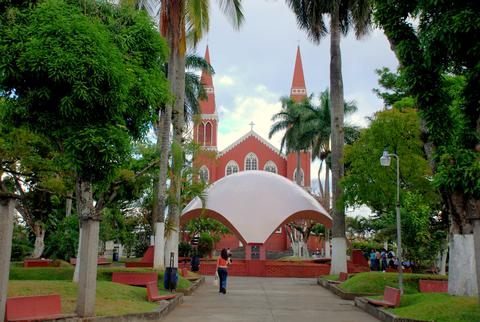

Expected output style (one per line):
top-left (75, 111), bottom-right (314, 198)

top-left (354, 297), bottom-right (433, 322)
top-left (176, 276), bottom-right (205, 296)
top-left (47, 293), bottom-right (184, 322)
top-left (317, 277), bottom-right (375, 300)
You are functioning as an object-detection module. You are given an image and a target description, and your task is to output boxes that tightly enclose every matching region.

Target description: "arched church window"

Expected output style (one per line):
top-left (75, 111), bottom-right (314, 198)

top-left (264, 161), bottom-right (278, 174)
top-left (225, 160), bottom-right (239, 176)
top-left (205, 122), bottom-right (212, 146)
top-left (198, 123), bottom-right (205, 145)
top-left (244, 153), bottom-right (258, 171)
top-left (293, 168), bottom-right (305, 186)
top-left (199, 166), bottom-right (209, 183)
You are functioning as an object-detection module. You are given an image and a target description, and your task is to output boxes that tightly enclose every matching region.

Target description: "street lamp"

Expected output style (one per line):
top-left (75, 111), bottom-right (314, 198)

top-left (380, 150), bottom-right (404, 295)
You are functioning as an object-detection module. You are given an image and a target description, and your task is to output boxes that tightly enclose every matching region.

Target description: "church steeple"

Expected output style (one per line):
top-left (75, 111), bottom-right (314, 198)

top-left (290, 46), bottom-right (307, 102)
top-left (194, 46), bottom-right (218, 150)
top-left (199, 45), bottom-right (216, 114)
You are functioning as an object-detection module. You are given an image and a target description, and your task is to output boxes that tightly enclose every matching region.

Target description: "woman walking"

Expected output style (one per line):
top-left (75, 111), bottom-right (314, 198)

top-left (216, 248), bottom-right (230, 294)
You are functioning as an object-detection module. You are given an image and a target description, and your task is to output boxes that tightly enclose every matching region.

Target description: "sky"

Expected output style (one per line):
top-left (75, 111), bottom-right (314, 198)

top-left (192, 1), bottom-right (399, 216)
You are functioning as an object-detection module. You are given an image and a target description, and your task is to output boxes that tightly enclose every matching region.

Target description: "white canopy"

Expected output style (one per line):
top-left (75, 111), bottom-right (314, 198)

top-left (182, 171), bottom-right (331, 244)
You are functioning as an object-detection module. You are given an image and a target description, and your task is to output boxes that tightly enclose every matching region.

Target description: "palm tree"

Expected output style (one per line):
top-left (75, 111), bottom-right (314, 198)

top-left (269, 98), bottom-right (314, 258)
top-left (151, 51), bottom-right (214, 269)
top-left (285, 0), bottom-right (371, 274)
top-left (300, 89), bottom-right (359, 206)
top-left (269, 97), bottom-right (310, 185)
top-left (159, 0), bottom-right (244, 269)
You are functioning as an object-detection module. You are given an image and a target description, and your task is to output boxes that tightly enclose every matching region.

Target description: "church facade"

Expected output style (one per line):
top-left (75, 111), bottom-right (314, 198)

top-left (193, 46), bottom-right (321, 254)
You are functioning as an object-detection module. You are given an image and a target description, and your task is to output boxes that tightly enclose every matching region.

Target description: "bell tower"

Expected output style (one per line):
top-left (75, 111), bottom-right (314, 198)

top-left (194, 46), bottom-right (218, 150)
top-left (287, 46), bottom-right (311, 187)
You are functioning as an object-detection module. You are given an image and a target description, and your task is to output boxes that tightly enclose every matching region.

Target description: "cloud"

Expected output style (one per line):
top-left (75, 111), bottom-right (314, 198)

top-left (217, 87), bottom-right (283, 150)
top-left (217, 75), bottom-right (235, 87)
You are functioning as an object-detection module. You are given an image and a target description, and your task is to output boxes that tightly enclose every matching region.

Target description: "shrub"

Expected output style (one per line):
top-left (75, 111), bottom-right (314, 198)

top-left (197, 232), bottom-right (214, 257)
top-left (179, 241), bottom-right (192, 257)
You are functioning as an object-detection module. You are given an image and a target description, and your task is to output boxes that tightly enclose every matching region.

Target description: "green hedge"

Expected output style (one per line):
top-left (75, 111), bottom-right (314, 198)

top-left (339, 272), bottom-right (447, 294)
top-left (9, 266), bottom-right (191, 290)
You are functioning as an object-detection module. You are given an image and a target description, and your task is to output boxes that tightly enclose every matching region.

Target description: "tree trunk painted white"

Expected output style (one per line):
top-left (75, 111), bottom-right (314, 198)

top-left (448, 234), bottom-right (477, 296)
top-left (75, 220), bottom-right (100, 317)
top-left (0, 198), bottom-right (15, 322)
top-left (153, 222), bottom-right (165, 269)
top-left (473, 219), bottom-right (480, 302)
top-left (164, 232), bottom-right (179, 268)
top-left (73, 227), bottom-right (82, 283)
top-left (66, 192), bottom-right (73, 217)
top-left (330, 237), bottom-right (348, 274)
top-left (75, 179), bottom-right (100, 317)
top-left (436, 235), bottom-right (448, 275)
top-left (324, 239), bottom-right (330, 258)
top-left (32, 222), bottom-right (46, 258)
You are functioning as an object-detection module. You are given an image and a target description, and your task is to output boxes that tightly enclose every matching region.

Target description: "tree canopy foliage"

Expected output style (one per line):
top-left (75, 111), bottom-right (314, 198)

top-left (1, 0), bottom-right (169, 184)
top-left (374, 0), bottom-right (480, 233)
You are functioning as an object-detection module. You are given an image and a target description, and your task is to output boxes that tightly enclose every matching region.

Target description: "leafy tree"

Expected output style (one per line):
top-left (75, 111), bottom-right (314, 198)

top-left (286, 0), bottom-right (372, 274)
top-left (343, 108), bottom-right (437, 213)
top-left (342, 107), bottom-right (446, 268)
top-left (374, 0), bottom-right (480, 296)
top-left (0, 0), bottom-right (169, 316)
top-left (182, 216), bottom-right (230, 243)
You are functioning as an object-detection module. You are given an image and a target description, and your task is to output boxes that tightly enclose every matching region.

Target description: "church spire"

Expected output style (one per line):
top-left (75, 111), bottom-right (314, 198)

top-left (199, 45), bottom-right (216, 114)
top-left (290, 46), bottom-right (307, 102)
top-left (200, 46), bottom-right (214, 89)
top-left (195, 46), bottom-right (218, 150)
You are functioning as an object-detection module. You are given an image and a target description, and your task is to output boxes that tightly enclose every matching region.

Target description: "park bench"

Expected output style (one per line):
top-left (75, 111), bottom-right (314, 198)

top-left (5, 294), bottom-right (73, 322)
top-left (419, 279), bottom-right (448, 293)
top-left (23, 259), bottom-right (53, 267)
top-left (328, 272), bottom-right (349, 284)
top-left (366, 286), bottom-right (401, 308)
top-left (146, 282), bottom-right (176, 302)
top-left (112, 272), bottom-right (157, 286)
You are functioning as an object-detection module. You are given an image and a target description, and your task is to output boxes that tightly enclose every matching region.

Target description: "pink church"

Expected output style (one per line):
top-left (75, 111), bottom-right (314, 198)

top-left (192, 46), bottom-right (322, 255)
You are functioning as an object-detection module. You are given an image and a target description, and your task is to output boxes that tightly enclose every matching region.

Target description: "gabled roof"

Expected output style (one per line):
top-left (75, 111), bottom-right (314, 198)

top-left (218, 130), bottom-right (287, 160)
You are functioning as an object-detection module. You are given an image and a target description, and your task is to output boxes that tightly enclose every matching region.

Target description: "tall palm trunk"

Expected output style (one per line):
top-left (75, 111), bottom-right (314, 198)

top-left (295, 151), bottom-right (302, 186)
top-left (153, 107), bottom-right (170, 269)
top-left (329, 5), bottom-right (347, 275)
top-left (324, 141), bottom-right (331, 208)
top-left (164, 0), bottom-right (186, 269)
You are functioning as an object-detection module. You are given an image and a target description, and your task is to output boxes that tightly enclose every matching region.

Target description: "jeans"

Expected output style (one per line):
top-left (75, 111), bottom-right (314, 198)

top-left (217, 267), bottom-right (228, 292)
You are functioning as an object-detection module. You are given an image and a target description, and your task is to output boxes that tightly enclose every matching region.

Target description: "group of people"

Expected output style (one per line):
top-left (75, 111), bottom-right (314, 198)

top-left (368, 248), bottom-right (397, 272)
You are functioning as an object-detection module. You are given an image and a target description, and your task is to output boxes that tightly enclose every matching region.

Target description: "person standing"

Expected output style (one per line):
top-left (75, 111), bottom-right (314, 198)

top-left (369, 249), bottom-right (376, 271)
top-left (216, 248), bottom-right (230, 294)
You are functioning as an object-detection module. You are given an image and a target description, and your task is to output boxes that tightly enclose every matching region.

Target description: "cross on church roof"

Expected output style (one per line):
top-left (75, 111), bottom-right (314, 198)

top-left (249, 122), bottom-right (255, 131)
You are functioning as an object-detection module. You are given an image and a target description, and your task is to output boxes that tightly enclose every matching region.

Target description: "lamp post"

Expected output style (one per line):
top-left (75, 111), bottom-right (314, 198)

top-left (380, 150), bottom-right (404, 295)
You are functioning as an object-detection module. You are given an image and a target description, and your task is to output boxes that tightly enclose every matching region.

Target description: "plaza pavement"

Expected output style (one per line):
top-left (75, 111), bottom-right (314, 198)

top-left (163, 277), bottom-right (378, 322)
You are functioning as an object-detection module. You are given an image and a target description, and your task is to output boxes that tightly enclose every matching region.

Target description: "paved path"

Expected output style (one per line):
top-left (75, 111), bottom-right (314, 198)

top-left (163, 277), bottom-right (378, 322)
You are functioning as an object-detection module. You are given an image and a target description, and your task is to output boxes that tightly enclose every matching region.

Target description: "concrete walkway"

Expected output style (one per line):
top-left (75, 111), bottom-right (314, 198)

top-left (163, 277), bottom-right (378, 322)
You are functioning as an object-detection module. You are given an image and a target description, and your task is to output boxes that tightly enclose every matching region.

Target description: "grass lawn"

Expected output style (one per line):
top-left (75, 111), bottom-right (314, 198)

top-left (388, 293), bottom-right (480, 322)
top-left (338, 272), bottom-right (447, 294)
top-left (7, 280), bottom-right (160, 316)
top-left (9, 266), bottom-right (191, 290)
top-left (328, 272), bottom-right (479, 321)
